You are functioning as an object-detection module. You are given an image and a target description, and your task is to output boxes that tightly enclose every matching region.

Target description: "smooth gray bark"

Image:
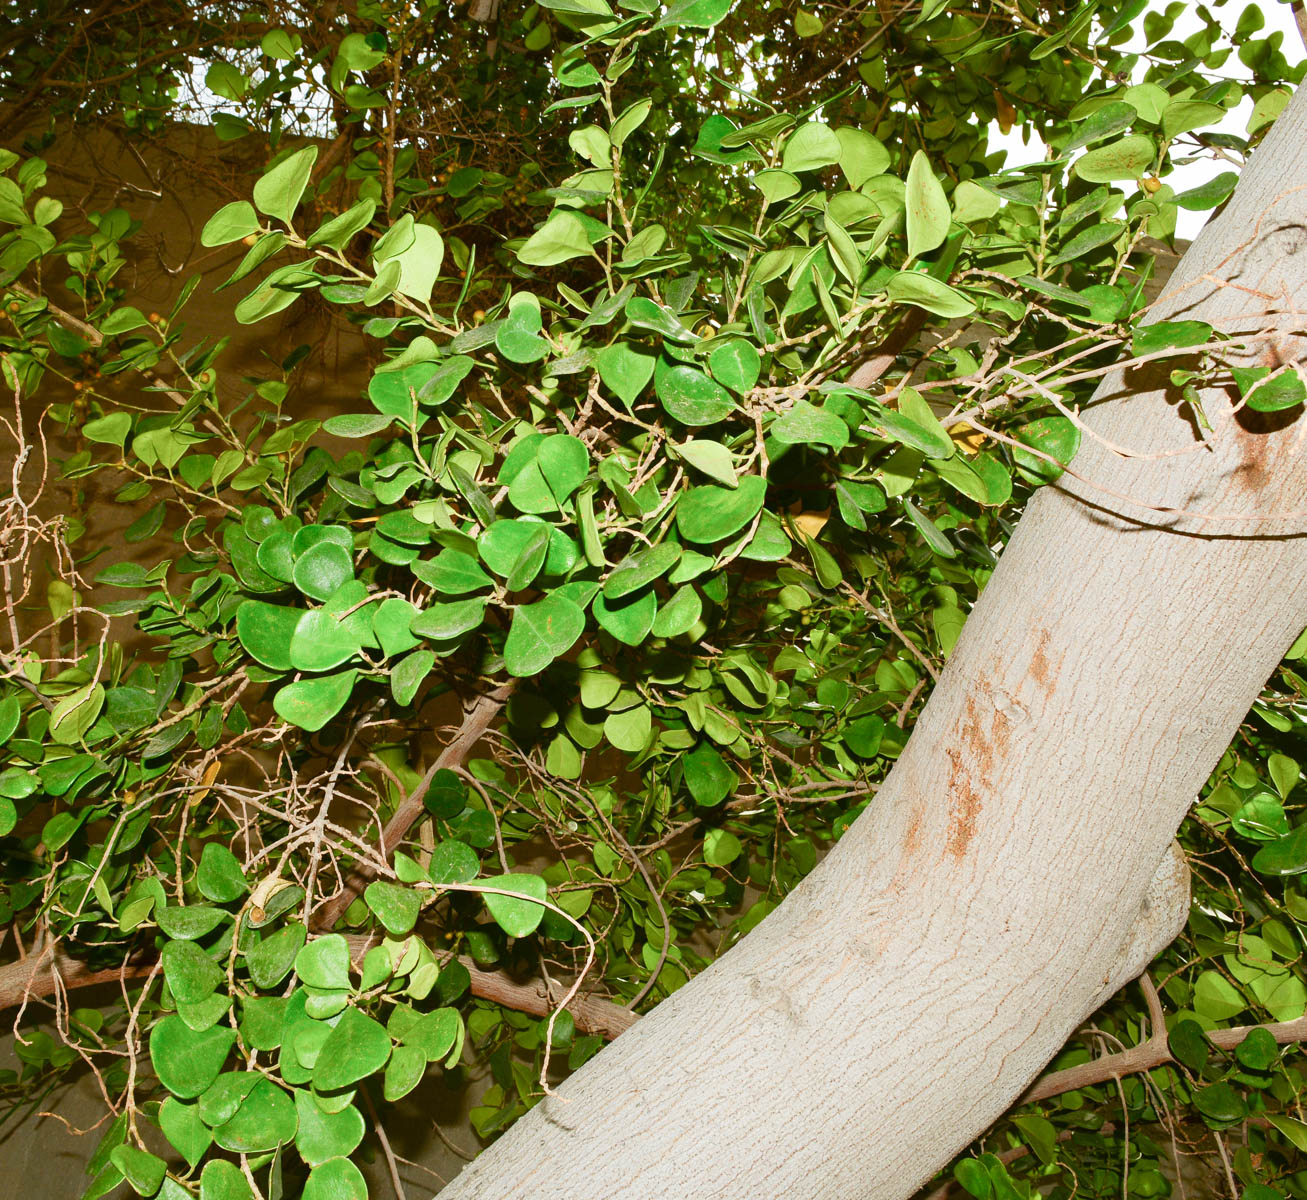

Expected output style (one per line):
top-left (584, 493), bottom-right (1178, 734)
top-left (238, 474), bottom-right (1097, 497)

top-left (439, 89), bottom-right (1307, 1199)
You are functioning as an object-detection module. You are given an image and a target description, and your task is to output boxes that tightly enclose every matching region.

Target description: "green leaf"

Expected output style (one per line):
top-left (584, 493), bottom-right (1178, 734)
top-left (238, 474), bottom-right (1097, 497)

top-left (290, 608), bottom-right (361, 672)
top-left (150, 1015), bottom-right (237, 1099)
top-left (771, 400), bottom-right (849, 450)
top-left (201, 201), bottom-right (260, 247)
top-left (654, 359), bottom-right (736, 426)
top-left (1074, 135), bottom-right (1155, 182)
top-left (685, 742), bottom-right (733, 805)
top-left (82, 412), bottom-right (132, 446)
top-left (252, 146), bottom-right (318, 226)
top-left (430, 839), bottom-right (480, 884)
top-left (110, 1145), bottom-right (167, 1197)
top-left (384, 1044), bottom-right (427, 1101)
top-left (782, 122), bottom-right (841, 172)
top-left (387, 222), bottom-right (443, 303)
top-left (1131, 320), bottom-right (1213, 356)
top-left (593, 587), bottom-right (657, 645)
top-left (1253, 824), bottom-right (1307, 875)
top-left (274, 670), bottom-right (357, 732)
top-left (295, 934), bottom-right (351, 989)
top-left (160, 1097), bottom-right (212, 1169)
top-left (518, 211), bottom-right (593, 266)
top-left (708, 340), bottom-right (761, 394)
top-left (48, 682), bottom-right (104, 745)
top-left (1013, 416), bottom-right (1080, 484)
top-left (605, 542), bottom-right (681, 599)
top-left (538, 434), bottom-right (590, 504)
top-left (655, 0), bottom-right (731, 28)
top-left (482, 873), bottom-right (548, 937)
top-left (496, 302), bottom-right (550, 363)
top-left (905, 151), bottom-right (950, 259)
top-left (675, 438), bottom-right (738, 487)
top-left (213, 1078), bottom-right (298, 1152)
top-left (295, 1092), bottom-right (365, 1166)
top-left (372, 597), bottom-right (422, 657)
top-left (314, 1006), bottom-right (392, 1091)
top-left (410, 598), bottom-right (486, 641)
top-left (153, 905), bottom-right (218, 952)
top-left (676, 476), bottom-right (766, 543)
top-left (837, 127), bottom-right (891, 188)
top-left (704, 828), bottom-right (742, 866)
top-left (308, 198), bottom-right (377, 250)
top-left (885, 272), bottom-right (975, 317)
top-left (365, 881), bottom-right (421, 936)
top-left (293, 541), bottom-right (353, 602)
top-left (610, 99), bottom-right (652, 148)
top-left (651, 584), bottom-right (702, 637)
top-left (504, 595), bottom-right (586, 676)
top-left (303, 1157), bottom-right (368, 1200)
top-left (201, 1160), bottom-right (256, 1200)
top-left (163, 939), bottom-right (225, 1003)
top-left (1233, 365), bottom-right (1307, 413)
top-left (596, 342), bottom-right (656, 408)
top-left (244, 923), bottom-right (306, 988)
top-left (235, 601), bottom-right (302, 670)
top-left (391, 648), bottom-right (435, 706)
top-left (413, 549), bottom-right (494, 594)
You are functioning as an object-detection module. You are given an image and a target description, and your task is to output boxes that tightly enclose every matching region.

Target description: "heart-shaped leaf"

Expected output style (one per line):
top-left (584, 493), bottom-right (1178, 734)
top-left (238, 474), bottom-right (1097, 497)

top-left (313, 1007), bottom-right (392, 1091)
top-left (482, 873), bottom-right (548, 937)
top-left (596, 342), bottom-right (656, 408)
top-left (273, 670), bottom-right (357, 732)
top-left (504, 595), bottom-right (586, 676)
top-left (150, 1016), bottom-right (237, 1099)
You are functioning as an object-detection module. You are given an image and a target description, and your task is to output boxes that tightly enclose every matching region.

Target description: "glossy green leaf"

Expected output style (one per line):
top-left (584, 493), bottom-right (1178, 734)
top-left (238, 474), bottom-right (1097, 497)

top-left (504, 595), bottom-right (586, 676)
top-left (410, 598), bottom-right (486, 641)
top-left (593, 587), bottom-right (657, 645)
top-left (684, 742), bottom-right (733, 805)
top-left (482, 873), bottom-right (548, 937)
top-left (496, 302), bottom-right (550, 363)
top-left (676, 475), bottom-right (766, 543)
top-left (293, 541), bottom-right (354, 602)
top-left (596, 342), bottom-right (656, 408)
top-left (604, 542), bottom-right (681, 599)
top-left (295, 1092), bottom-right (365, 1166)
top-left (1074, 135), bottom-right (1155, 182)
top-left (201, 201), bottom-right (259, 247)
top-left (885, 271), bottom-right (975, 317)
top-left (413, 549), bottom-right (494, 594)
top-left (290, 608), bottom-right (361, 672)
top-left (160, 1097), bottom-right (212, 1169)
top-left (1013, 416), bottom-right (1081, 484)
top-left (429, 839), bottom-right (480, 885)
top-left (213, 1078), bottom-right (298, 1152)
top-left (150, 1016), bottom-right (237, 1099)
top-left (314, 1006), bottom-right (393, 1091)
top-left (654, 359), bottom-right (736, 426)
top-left (274, 670), bottom-right (357, 732)
top-left (303, 1157), bottom-right (368, 1200)
top-left (365, 881), bottom-right (421, 936)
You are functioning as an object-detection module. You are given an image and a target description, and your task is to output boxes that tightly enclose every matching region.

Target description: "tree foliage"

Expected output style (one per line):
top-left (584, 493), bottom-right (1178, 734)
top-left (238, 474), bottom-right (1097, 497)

top-left (1, 0), bottom-right (1306, 1197)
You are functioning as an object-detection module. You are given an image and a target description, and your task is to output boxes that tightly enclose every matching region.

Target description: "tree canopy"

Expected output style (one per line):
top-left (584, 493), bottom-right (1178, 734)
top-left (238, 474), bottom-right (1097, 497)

top-left (2, 1), bottom-right (1307, 1197)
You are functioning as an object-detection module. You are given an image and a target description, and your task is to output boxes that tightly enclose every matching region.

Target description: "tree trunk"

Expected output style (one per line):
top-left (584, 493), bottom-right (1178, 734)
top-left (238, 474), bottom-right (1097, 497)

top-left (437, 92), bottom-right (1307, 1199)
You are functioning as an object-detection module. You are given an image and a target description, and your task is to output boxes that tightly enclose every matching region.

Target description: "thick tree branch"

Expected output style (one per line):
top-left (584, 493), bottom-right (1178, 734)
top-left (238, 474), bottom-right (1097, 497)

top-left (312, 682), bottom-right (515, 933)
top-left (0, 934), bottom-right (636, 1041)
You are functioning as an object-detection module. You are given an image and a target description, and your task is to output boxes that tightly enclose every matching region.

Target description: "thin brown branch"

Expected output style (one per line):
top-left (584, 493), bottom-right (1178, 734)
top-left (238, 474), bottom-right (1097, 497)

top-left (0, 933), bottom-right (636, 1041)
top-left (311, 682), bottom-right (515, 932)
top-left (1019, 974), bottom-right (1307, 1105)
